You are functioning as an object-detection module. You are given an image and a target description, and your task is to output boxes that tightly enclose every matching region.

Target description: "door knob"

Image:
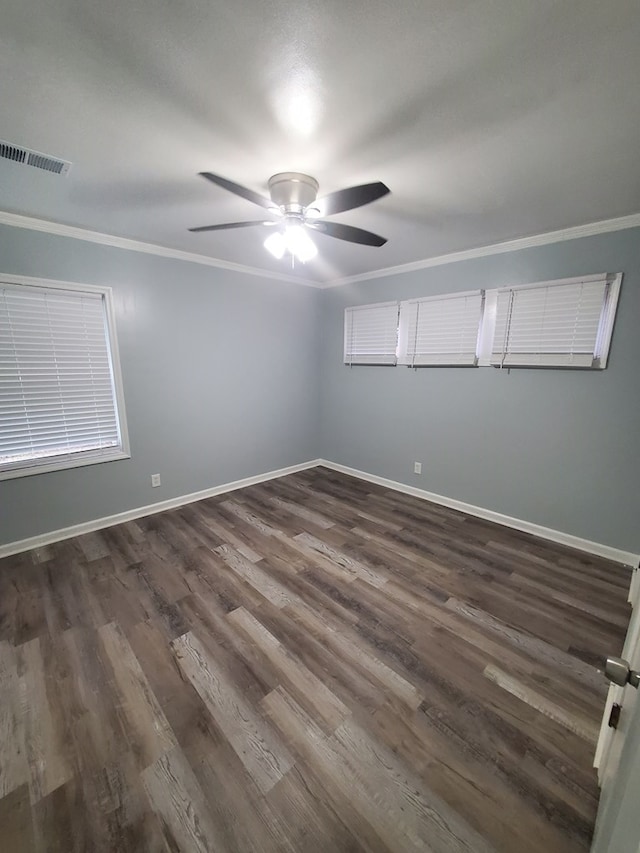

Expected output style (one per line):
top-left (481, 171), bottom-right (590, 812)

top-left (605, 656), bottom-right (640, 689)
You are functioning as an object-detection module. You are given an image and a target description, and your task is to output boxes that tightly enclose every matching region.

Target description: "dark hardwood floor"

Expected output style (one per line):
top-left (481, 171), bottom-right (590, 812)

top-left (0, 467), bottom-right (631, 852)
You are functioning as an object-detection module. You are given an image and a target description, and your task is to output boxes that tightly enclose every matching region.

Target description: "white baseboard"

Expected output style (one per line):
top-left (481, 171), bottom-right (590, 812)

top-left (0, 459), bottom-right (322, 559)
top-left (3, 456), bottom-right (637, 568)
top-left (318, 459), bottom-right (639, 568)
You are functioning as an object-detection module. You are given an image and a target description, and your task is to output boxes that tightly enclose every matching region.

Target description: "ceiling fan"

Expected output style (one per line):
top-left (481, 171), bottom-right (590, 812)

top-left (189, 172), bottom-right (390, 263)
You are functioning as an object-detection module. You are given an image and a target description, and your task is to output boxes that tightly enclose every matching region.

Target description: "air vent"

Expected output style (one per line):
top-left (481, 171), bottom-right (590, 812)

top-left (0, 140), bottom-right (72, 176)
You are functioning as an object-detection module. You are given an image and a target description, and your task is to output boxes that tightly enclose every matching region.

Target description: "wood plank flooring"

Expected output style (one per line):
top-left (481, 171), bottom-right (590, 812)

top-left (0, 466), bottom-right (631, 852)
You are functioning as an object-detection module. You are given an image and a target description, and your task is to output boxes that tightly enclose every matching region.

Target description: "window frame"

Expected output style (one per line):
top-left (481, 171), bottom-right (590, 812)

top-left (0, 273), bottom-right (130, 481)
top-left (343, 300), bottom-right (400, 366)
top-left (482, 273), bottom-right (622, 369)
top-left (397, 288), bottom-right (485, 367)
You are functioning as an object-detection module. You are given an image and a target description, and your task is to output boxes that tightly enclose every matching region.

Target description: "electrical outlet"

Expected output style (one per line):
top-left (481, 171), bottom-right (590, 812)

top-left (151, 473), bottom-right (161, 487)
top-left (413, 462), bottom-right (422, 475)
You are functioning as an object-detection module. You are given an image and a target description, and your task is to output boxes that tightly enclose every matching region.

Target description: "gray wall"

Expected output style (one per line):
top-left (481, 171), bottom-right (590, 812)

top-left (2, 223), bottom-right (639, 554)
top-left (0, 224), bottom-right (320, 545)
top-left (319, 227), bottom-right (640, 554)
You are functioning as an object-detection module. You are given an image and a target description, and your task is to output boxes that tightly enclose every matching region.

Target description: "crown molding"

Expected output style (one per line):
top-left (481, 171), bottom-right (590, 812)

top-left (323, 212), bottom-right (640, 288)
top-left (0, 210), bottom-right (321, 288)
top-left (3, 208), bottom-right (640, 290)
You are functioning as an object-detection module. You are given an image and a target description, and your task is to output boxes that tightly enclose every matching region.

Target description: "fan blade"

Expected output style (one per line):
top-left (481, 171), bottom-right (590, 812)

top-left (199, 172), bottom-right (274, 210)
top-left (189, 220), bottom-right (273, 233)
top-left (309, 220), bottom-right (387, 247)
top-left (314, 181), bottom-right (389, 216)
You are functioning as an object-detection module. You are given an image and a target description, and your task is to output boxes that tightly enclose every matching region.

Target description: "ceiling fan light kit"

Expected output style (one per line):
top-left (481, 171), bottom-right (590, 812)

top-left (189, 171), bottom-right (390, 263)
top-left (264, 224), bottom-right (318, 263)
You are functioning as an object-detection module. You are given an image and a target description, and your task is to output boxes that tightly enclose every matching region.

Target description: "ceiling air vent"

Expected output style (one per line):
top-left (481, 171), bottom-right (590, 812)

top-left (0, 140), bottom-right (72, 176)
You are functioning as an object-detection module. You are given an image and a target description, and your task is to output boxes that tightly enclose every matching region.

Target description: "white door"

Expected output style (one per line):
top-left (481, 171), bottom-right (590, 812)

top-left (592, 568), bottom-right (640, 852)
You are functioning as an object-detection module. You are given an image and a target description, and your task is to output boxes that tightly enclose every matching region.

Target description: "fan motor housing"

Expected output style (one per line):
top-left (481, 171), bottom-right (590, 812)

top-left (268, 172), bottom-right (318, 212)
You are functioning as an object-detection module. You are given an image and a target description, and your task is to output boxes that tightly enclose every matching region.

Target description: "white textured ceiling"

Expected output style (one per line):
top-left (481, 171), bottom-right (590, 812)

top-left (1, 0), bottom-right (640, 283)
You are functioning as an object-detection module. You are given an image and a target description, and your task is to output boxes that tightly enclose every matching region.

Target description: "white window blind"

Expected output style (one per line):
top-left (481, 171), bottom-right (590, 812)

top-left (344, 301), bottom-right (399, 365)
top-left (398, 290), bottom-right (484, 366)
top-left (490, 275), bottom-right (617, 368)
top-left (0, 279), bottom-right (129, 479)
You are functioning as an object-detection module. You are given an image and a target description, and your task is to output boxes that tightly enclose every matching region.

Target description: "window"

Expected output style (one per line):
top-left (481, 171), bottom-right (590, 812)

top-left (398, 290), bottom-right (484, 366)
top-left (343, 273), bottom-right (621, 371)
top-left (0, 275), bottom-right (129, 480)
top-left (488, 274), bottom-right (621, 368)
top-left (344, 301), bottom-right (399, 365)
